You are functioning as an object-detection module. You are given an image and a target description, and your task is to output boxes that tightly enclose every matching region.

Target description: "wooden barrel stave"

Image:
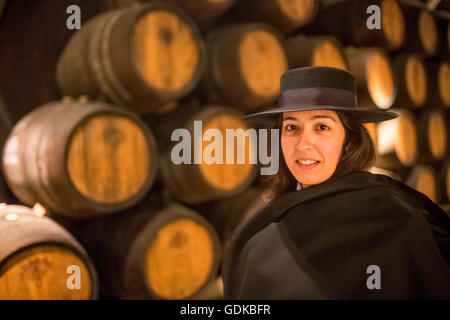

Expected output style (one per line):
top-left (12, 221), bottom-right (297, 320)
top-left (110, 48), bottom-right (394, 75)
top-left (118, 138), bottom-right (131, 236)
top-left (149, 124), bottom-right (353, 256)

top-left (56, 12), bottom-right (106, 100)
top-left (2, 102), bottom-right (66, 209)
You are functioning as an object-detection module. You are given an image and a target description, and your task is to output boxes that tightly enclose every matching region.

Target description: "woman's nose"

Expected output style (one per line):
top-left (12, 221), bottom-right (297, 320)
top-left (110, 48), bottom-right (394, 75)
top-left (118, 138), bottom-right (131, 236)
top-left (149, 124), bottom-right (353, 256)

top-left (295, 131), bottom-right (314, 151)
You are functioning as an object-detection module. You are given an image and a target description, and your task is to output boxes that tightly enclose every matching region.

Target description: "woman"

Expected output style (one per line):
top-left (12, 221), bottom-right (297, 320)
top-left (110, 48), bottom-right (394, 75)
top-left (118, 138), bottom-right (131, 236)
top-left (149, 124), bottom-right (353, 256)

top-left (221, 66), bottom-right (450, 299)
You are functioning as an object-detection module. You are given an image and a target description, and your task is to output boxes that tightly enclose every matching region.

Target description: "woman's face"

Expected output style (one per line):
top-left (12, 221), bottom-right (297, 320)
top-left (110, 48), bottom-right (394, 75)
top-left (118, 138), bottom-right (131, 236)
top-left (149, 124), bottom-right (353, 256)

top-left (281, 110), bottom-right (346, 188)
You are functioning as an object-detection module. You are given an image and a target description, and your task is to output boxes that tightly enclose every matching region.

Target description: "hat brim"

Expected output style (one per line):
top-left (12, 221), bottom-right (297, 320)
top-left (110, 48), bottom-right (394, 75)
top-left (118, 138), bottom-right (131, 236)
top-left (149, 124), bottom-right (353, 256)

top-left (242, 105), bottom-right (399, 125)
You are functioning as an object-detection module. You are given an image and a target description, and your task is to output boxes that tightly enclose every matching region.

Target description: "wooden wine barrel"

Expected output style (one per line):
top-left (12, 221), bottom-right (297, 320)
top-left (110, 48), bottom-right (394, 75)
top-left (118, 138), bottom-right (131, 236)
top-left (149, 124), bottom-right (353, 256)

top-left (418, 108), bottom-right (448, 163)
top-left (393, 54), bottom-right (428, 109)
top-left (375, 109), bottom-right (418, 169)
top-left (428, 61), bottom-right (450, 108)
top-left (201, 23), bottom-right (289, 112)
top-left (439, 158), bottom-right (450, 204)
top-left (220, 0), bottom-right (318, 34)
top-left (200, 188), bottom-right (267, 250)
top-left (286, 34), bottom-right (349, 70)
top-left (403, 7), bottom-right (440, 58)
top-left (406, 164), bottom-right (440, 203)
top-left (77, 200), bottom-right (221, 299)
top-left (0, 204), bottom-right (98, 299)
top-left (346, 0), bottom-right (406, 51)
top-left (346, 47), bottom-right (397, 110)
top-left (150, 105), bottom-right (258, 204)
top-left (56, 3), bottom-right (205, 115)
top-left (2, 100), bottom-right (158, 219)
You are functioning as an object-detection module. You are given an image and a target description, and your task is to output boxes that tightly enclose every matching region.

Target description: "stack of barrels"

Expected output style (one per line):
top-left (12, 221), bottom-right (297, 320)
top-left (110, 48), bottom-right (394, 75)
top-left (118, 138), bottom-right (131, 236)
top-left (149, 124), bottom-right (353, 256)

top-left (0, 0), bottom-right (448, 299)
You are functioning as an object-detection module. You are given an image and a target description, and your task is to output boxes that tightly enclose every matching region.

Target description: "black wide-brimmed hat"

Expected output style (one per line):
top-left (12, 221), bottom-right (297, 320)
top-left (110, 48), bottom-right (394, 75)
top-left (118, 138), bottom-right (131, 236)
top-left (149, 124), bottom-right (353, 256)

top-left (243, 66), bottom-right (398, 124)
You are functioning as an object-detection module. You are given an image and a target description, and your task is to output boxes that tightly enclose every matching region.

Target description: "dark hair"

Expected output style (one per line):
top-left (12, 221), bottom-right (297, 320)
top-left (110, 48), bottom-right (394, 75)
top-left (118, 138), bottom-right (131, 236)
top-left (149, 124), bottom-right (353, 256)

top-left (260, 111), bottom-right (376, 202)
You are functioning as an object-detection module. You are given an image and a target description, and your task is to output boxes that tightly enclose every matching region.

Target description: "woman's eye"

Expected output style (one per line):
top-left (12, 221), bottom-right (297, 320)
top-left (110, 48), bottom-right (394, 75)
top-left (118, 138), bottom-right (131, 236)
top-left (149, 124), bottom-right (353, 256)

top-left (284, 124), bottom-right (297, 131)
top-left (317, 124), bottom-right (330, 131)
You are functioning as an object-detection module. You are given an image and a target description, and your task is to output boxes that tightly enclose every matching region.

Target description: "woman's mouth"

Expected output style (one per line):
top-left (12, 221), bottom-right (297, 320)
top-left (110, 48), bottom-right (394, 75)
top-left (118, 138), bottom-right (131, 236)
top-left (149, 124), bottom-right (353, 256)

top-left (295, 159), bottom-right (320, 170)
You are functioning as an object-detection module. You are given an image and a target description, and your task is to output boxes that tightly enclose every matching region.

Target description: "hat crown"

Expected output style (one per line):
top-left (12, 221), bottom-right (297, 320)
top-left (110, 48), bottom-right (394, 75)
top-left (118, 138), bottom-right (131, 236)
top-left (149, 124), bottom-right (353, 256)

top-left (280, 66), bottom-right (356, 93)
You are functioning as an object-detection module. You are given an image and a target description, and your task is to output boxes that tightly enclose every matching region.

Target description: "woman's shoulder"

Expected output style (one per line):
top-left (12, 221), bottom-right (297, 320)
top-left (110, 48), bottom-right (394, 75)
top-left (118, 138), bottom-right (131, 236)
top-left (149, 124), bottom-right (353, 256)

top-left (333, 171), bottom-right (439, 208)
top-left (353, 171), bottom-right (448, 219)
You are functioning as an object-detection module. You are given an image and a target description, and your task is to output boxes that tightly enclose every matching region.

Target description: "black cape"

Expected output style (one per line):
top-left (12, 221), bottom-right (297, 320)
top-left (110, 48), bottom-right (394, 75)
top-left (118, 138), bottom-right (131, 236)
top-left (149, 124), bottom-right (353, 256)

top-left (222, 171), bottom-right (450, 299)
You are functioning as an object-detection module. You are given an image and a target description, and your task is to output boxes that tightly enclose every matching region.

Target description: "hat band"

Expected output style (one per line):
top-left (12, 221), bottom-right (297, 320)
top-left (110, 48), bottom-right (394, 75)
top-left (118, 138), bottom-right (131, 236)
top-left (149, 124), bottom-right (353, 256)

top-left (279, 87), bottom-right (357, 109)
